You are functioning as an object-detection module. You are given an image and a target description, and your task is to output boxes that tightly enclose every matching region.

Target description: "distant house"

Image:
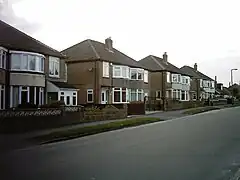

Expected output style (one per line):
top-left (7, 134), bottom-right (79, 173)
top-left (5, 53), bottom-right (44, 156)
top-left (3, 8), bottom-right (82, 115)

top-left (228, 84), bottom-right (240, 97)
top-left (61, 37), bottom-right (150, 104)
top-left (139, 53), bottom-right (192, 107)
top-left (181, 63), bottom-right (215, 100)
top-left (0, 20), bottom-right (77, 109)
top-left (215, 83), bottom-right (231, 98)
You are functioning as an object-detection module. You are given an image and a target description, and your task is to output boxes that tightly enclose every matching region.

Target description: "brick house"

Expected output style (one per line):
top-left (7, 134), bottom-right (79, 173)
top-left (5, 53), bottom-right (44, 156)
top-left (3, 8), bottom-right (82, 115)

top-left (61, 37), bottom-right (150, 104)
top-left (180, 63), bottom-right (215, 100)
top-left (0, 20), bottom-right (77, 109)
top-left (139, 53), bottom-right (192, 109)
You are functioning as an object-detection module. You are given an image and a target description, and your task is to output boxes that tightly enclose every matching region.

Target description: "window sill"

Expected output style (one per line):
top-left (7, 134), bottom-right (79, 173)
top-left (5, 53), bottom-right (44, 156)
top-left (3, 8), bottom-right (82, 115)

top-left (49, 74), bottom-right (60, 78)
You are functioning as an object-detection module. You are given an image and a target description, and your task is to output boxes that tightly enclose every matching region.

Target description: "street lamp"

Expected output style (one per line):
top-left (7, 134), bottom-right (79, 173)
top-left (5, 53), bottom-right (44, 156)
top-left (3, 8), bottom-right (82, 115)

top-left (231, 68), bottom-right (238, 86)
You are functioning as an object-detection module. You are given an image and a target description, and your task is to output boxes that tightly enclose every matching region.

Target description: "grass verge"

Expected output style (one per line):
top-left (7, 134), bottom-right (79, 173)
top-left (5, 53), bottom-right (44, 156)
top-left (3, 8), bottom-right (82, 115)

top-left (183, 106), bottom-right (221, 115)
top-left (32, 117), bottom-right (163, 144)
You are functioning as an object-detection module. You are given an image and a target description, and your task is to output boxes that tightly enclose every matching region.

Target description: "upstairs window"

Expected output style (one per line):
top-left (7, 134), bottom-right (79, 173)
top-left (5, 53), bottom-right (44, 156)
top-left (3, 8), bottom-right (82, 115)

top-left (49, 56), bottom-right (60, 77)
top-left (103, 61), bottom-right (109, 77)
top-left (0, 48), bottom-right (7, 69)
top-left (112, 65), bottom-right (129, 78)
top-left (130, 68), bottom-right (143, 80)
top-left (87, 89), bottom-right (93, 103)
top-left (172, 74), bottom-right (181, 83)
top-left (10, 51), bottom-right (44, 72)
top-left (167, 72), bottom-right (171, 83)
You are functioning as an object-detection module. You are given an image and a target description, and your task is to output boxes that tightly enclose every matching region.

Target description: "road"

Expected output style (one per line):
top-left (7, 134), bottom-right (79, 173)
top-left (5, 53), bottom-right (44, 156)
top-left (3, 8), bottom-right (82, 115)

top-left (1, 107), bottom-right (240, 180)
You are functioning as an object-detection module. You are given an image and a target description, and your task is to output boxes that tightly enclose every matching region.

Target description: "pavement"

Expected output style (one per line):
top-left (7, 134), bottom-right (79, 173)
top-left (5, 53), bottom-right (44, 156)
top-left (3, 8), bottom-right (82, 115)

top-left (1, 107), bottom-right (240, 180)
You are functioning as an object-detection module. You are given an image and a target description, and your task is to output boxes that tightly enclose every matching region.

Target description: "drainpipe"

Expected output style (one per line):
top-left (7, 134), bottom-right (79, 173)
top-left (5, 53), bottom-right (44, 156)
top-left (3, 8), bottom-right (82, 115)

top-left (94, 61), bottom-right (97, 104)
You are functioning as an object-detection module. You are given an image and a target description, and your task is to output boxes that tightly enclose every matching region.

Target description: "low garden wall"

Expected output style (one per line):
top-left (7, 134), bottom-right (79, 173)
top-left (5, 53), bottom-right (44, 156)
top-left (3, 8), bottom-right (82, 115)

top-left (0, 106), bottom-right (84, 134)
top-left (84, 105), bottom-right (127, 121)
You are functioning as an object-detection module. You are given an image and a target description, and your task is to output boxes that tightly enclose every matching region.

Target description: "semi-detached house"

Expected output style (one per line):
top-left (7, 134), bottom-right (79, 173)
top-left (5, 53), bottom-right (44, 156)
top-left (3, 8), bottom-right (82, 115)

top-left (61, 37), bottom-right (150, 104)
top-left (0, 20), bottom-right (77, 109)
top-left (139, 53), bottom-right (191, 105)
top-left (180, 63), bottom-right (215, 100)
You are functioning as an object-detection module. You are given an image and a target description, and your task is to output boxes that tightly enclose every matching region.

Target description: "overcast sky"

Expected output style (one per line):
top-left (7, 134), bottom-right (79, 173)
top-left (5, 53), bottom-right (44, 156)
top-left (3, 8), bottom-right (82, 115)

top-left (1, 0), bottom-right (240, 86)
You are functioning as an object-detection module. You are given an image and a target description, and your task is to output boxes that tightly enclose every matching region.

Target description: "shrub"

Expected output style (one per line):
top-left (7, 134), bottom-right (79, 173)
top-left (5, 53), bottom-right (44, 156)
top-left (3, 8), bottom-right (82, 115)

top-left (17, 103), bottom-right (38, 109)
top-left (40, 101), bottom-right (65, 108)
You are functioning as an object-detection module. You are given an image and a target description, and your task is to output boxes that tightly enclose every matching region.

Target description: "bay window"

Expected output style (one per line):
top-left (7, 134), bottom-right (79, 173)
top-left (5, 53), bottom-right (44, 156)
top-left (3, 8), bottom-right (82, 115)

top-left (113, 87), bottom-right (127, 103)
top-left (172, 89), bottom-right (177, 99)
top-left (10, 51), bottom-right (44, 72)
top-left (129, 89), bottom-right (144, 102)
top-left (113, 66), bottom-right (122, 77)
top-left (49, 56), bottom-right (60, 77)
top-left (0, 48), bottom-right (7, 69)
top-left (172, 74), bottom-right (182, 83)
top-left (103, 61), bottom-right (109, 77)
top-left (10, 86), bottom-right (44, 107)
top-left (0, 85), bottom-right (5, 110)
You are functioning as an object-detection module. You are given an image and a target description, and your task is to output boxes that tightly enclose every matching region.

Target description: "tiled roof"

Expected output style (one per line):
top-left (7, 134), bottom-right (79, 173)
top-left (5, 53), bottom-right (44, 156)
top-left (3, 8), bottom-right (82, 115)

top-left (180, 66), bottom-right (214, 81)
top-left (61, 39), bottom-right (147, 69)
top-left (138, 55), bottom-right (190, 76)
top-left (0, 20), bottom-right (64, 58)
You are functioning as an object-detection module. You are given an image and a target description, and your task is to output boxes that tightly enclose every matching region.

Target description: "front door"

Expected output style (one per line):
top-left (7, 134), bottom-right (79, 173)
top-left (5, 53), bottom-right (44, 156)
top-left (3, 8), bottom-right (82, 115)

top-left (101, 89), bottom-right (108, 104)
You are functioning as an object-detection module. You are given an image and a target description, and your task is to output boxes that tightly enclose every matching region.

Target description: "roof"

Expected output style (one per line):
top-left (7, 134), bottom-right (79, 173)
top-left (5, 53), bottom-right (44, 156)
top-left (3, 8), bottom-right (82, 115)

top-left (61, 39), bottom-right (146, 69)
top-left (51, 81), bottom-right (77, 89)
top-left (180, 66), bottom-right (214, 81)
top-left (0, 20), bottom-right (64, 58)
top-left (138, 55), bottom-right (190, 76)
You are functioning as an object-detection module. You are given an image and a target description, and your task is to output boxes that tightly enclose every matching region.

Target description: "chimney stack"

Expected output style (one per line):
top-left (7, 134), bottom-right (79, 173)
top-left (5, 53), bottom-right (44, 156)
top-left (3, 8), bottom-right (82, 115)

top-left (105, 37), bottom-right (113, 52)
top-left (163, 52), bottom-right (168, 63)
top-left (194, 63), bottom-right (198, 71)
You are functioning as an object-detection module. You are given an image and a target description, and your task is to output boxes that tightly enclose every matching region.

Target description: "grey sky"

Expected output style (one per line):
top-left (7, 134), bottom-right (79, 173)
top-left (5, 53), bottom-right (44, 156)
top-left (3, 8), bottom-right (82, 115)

top-left (2, 0), bottom-right (240, 86)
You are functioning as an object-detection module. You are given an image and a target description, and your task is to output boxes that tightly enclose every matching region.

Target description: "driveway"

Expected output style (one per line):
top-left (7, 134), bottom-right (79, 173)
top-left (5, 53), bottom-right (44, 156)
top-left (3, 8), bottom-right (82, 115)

top-left (1, 107), bottom-right (240, 180)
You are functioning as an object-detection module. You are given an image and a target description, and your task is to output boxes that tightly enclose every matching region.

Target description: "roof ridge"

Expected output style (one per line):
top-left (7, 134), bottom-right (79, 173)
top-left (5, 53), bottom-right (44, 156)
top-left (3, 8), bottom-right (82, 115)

top-left (150, 55), bottom-right (165, 69)
top-left (87, 39), bottom-right (100, 59)
top-left (0, 20), bottom-right (62, 56)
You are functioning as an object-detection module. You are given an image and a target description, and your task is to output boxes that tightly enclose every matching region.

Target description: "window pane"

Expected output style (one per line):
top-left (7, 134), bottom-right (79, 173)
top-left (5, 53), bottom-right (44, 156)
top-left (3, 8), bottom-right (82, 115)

top-left (29, 87), bottom-right (35, 104)
top-left (113, 67), bottom-right (121, 77)
top-left (11, 54), bottom-right (21, 69)
top-left (130, 89), bottom-right (137, 101)
top-left (73, 96), bottom-right (77, 105)
top-left (138, 92), bottom-right (143, 101)
top-left (66, 96), bottom-right (70, 105)
top-left (138, 72), bottom-right (143, 80)
top-left (114, 91), bottom-right (120, 102)
top-left (0, 88), bottom-right (4, 109)
top-left (29, 55), bottom-right (36, 70)
top-left (131, 70), bottom-right (137, 79)
top-left (21, 91), bottom-right (28, 104)
top-left (88, 94), bottom-right (93, 102)
top-left (35, 56), bottom-right (40, 71)
top-left (181, 91), bottom-right (185, 101)
top-left (41, 58), bottom-right (44, 72)
top-left (55, 61), bottom-right (59, 76)
top-left (49, 60), bottom-right (54, 75)
top-left (122, 91), bottom-right (126, 102)
top-left (22, 54), bottom-right (28, 70)
top-left (60, 96), bottom-right (64, 102)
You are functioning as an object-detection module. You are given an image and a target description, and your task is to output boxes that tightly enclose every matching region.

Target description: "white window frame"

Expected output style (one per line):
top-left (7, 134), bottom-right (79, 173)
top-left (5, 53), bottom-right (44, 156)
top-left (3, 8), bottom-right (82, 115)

top-left (39, 87), bottom-right (44, 105)
top-left (10, 51), bottom-right (45, 73)
top-left (103, 61), bottom-right (109, 77)
top-left (19, 86), bottom-right (30, 104)
top-left (112, 87), bottom-right (128, 103)
top-left (112, 65), bottom-right (130, 79)
top-left (0, 85), bottom-right (5, 110)
top-left (130, 68), bottom-right (144, 80)
top-left (172, 74), bottom-right (181, 83)
top-left (0, 48), bottom-right (7, 69)
top-left (49, 56), bottom-right (60, 77)
top-left (87, 89), bottom-right (94, 103)
top-left (167, 72), bottom-right (171, 83)
top-left (144, 70), bottom-right (148, 83)
top-left (129, 89), bottom-right (144, 102)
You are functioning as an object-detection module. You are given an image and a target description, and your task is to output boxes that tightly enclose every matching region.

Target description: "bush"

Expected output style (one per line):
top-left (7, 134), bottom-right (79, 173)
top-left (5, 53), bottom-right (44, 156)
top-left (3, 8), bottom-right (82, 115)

top-left (40, 101), bottom-right (65, 108)
top-left (17, 103), bottom-right (38, 109)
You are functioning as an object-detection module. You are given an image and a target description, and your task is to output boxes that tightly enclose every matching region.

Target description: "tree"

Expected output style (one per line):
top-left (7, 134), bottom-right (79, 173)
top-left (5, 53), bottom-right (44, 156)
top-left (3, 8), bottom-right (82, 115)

top-left (232, 88), bottom-right (239, 97)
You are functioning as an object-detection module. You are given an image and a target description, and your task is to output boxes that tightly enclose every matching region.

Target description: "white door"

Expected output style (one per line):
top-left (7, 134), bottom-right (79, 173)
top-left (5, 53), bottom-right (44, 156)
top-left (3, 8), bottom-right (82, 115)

top-left (101, 89), bottom-right (107, 104)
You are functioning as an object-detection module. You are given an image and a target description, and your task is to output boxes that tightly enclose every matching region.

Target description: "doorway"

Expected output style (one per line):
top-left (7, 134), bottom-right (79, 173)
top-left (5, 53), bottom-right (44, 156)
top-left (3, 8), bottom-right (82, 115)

top-left (101, 89), bottom-right (109, 104)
